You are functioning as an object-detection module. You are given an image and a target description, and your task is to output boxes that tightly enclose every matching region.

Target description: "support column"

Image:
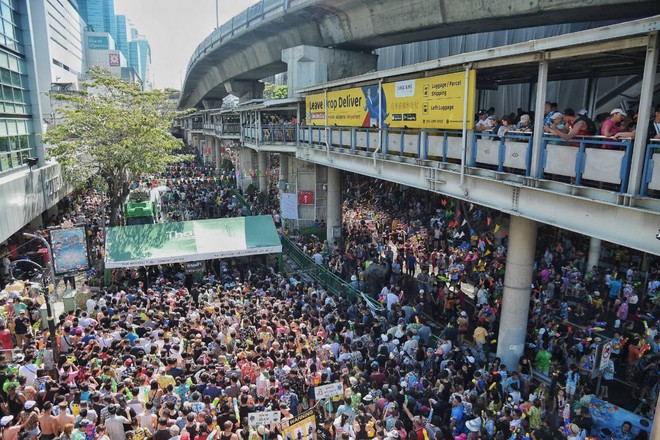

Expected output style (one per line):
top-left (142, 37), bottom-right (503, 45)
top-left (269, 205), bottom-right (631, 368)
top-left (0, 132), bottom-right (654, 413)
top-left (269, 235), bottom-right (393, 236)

top-left (282, 45), bottom-right (378, 98)
top-left (627, 33), bottom-right (658, 195)
top-left (530, 58), bottom-right (549, 178)
top-left (225, 80), bottom-right (265, 103)
top-left (496, 215), bottom-right (538, 369)
top-left (587, 237), bottom-right (602, 271)
top-left (258, 151), bottom-right (268, 193)
top-left (279, 153), bottom-right (289, 191)
top-left (215, 138), bottom-right (222, 171)
top-left (326, 167), bottom-right (341, 245)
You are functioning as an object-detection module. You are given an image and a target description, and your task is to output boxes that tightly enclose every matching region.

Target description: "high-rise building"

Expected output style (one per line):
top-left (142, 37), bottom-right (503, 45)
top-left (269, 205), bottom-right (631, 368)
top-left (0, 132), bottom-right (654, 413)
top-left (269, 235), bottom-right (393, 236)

top-left (128, 37), bottom-right (152, 90)
top-left (30, 0), bottom-right (84, 124)
top-left (79, 0), bottom-right (116, 42)
top-left (115, 14), bottom-right (129, 62)
top-left (0, 0), bottom-right (69, 244)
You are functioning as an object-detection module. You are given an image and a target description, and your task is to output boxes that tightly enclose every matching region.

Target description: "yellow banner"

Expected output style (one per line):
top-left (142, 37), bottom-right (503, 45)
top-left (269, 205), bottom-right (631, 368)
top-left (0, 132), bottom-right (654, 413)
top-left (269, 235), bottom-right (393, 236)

top-left (305, 70), bottom-right (476, 130)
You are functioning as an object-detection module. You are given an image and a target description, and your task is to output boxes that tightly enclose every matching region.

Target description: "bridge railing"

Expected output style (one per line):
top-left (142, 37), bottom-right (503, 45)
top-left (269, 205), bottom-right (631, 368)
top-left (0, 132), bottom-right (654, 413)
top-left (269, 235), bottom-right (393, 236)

top-left (214, 123), bottom-right (241, 136)
top-left (641, 139), bottom-right (660, 197)
top-left (291, 125), bottom-right (645, 196)
top-left (188, 0), bottom-right (290, 70)
top-left (243, 124), bottom-right (298, 144)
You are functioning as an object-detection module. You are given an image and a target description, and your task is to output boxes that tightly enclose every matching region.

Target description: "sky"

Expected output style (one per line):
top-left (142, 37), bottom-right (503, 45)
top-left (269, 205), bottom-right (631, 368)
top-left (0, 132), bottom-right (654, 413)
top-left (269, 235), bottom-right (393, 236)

top-left (114, 0), bottom-right (260, 90)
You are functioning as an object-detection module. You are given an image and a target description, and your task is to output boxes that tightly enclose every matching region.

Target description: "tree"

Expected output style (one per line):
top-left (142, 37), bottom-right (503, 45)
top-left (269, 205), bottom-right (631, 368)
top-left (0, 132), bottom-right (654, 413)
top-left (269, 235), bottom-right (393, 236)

top-left (46, 67), bottom-right (193, 226)
top-left (263, 83), bottom-right (288, 100)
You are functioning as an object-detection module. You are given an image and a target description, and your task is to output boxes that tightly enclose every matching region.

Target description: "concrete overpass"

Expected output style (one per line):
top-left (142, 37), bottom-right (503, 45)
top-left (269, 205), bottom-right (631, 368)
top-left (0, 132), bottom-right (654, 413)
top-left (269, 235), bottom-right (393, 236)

top-left (179, 0), bottom-right (660, 109)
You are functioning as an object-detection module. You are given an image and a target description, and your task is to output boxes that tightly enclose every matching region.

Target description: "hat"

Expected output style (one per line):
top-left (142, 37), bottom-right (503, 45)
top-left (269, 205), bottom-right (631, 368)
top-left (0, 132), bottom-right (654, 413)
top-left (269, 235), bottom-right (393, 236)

top-left (24, 401), bottom-right (36, 410)
top-left (1, 415), bottom-right (13, 426)
top-left (351, 275), bottom-right (357, 281)
top-left (569, 424), bottom-right (580, 435)
top-left (594, 337), bottom-right (602, 343)
top-left (466, 356), bottom-right (476, 364)
top-left (466, 418), bottom-right (481, 432)
top-left (349, 377), bottom-right (358, 387)
top-left (610, 108), bottom-right (625, 115)
top-left (460, 311), bottom-right (467, 317)
top-left (381, 334), bottom-right (389, 342)
top-left (363, 394), bottom-right (374, 402)
top-left (19, 310), bottom-right (25, 314)
top-left (520, 114), bottom-right (530, 122)
top-left (125, 359), bottom-right (133, 365)
top-left (478, 109), bottom-right (487, 115)
top-left (551, 112), bottom-right (563, 120)
top-left (578, 109), bottom-right (588, 116)
top-left (240, 385), bottom-right (249, 393)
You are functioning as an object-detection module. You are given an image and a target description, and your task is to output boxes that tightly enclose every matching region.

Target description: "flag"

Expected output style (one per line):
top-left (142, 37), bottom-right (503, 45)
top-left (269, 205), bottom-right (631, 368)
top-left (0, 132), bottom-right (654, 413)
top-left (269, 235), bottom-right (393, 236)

top-left (487, 217), bottom-right (492, 226)
top-left (461, 219), bottom-right (467, 227)
top-left (456, 209), bottom-right (461, 218)
top-left (441, 199), bottom-right (447, 206)
top-left (494, 224), bottom-right (501, 233)
top-left (486, 238), bottom-right (492, 245)
top-left (485, 250), bottom-right (491, 256)
top-left (470, 229), bottom-right (475, 236)
top-left (459, 232), bottom-right (465, 238)
top-left (469, 203), bottom-right (474, 211)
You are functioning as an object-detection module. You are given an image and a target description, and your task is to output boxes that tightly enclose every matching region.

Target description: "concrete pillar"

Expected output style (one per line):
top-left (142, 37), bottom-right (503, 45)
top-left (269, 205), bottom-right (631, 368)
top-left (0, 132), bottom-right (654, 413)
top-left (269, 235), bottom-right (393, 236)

top-left (627, 33), bottom-right (658, 195)
top-left (279, 153), bottom-right (289, 190)
top-left (215, 138), bottom-right (222, 171)
top-left (530, 60), bottom-right (549, 178)
top-left (258, 151), bottom-right (268, 193)
top-left (225, 80), bottom-right (265, 103)
top-left (587, 237), bottom-right (602, 271)
top-left (326, 167), bottom-right (341, 245)
top-left (496, 215), bottom-right (538, 370)
top-left (282, 45), bottom-right (378, 98)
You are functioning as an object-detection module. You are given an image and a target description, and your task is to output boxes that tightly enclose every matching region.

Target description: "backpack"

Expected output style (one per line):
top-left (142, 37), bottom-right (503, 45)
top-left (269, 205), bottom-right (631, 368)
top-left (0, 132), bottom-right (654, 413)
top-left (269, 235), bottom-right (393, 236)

top-left (576, 115), bottom-right (597, 135)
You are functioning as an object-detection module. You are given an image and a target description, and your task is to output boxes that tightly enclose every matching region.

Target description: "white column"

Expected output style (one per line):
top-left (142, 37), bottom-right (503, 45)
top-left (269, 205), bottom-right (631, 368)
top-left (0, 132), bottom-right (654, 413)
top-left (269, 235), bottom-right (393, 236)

top-left (326, 167), bottom-right (341, 245)
top-left (627, 33), bottom-right (658, 195)
top-left (258, 151), bottom-right (268, 193)
top-left (279, 153), bottom-right (289, 191)
top-left (587, 237), bottom-right (602, 271)
top-left (530, 59), bottom-right (549, 178)
top-left (215, 139), bottom-right (222, 171)
top-left (496, 215), bottom-right (538, 369)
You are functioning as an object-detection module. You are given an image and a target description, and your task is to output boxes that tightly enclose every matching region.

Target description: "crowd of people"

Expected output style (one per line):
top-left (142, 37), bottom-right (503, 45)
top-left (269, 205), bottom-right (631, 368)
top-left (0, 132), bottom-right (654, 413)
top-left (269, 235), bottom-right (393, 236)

top-left (0, 149), bottom-right (657, 440)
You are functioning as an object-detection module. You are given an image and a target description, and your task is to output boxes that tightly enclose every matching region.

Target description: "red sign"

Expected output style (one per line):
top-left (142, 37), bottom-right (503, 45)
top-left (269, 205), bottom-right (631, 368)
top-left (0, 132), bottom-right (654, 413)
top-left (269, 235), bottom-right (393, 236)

top-left (109, 53), bottom-right (120, 66)
top-left (298, 191), bottom-right (314, 205)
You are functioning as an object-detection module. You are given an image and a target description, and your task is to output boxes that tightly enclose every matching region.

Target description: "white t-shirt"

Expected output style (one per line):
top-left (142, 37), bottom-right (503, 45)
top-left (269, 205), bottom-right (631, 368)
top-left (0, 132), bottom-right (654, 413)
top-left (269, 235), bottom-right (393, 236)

top-left (105, 415), bottom-right (129, 440)
top-left (386, 293), bottom-right (399, 310)
top-left (18, 363), bottom-right (38, 387)
top-left (86, 298), bottom-right (96, 314)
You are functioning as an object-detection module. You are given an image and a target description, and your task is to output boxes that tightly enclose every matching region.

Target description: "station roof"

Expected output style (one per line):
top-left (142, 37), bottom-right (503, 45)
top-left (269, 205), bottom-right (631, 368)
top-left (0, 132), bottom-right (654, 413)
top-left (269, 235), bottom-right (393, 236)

top-left (104, 216), bottom-right (281, 268)
top-left (296, 16), bottom-right (660, 92)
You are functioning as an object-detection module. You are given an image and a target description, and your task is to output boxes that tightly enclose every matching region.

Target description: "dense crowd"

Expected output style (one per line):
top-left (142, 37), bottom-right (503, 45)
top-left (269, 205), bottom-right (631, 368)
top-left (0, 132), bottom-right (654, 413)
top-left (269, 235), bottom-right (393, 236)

top-left (0, 152), bottom-right (657, 440)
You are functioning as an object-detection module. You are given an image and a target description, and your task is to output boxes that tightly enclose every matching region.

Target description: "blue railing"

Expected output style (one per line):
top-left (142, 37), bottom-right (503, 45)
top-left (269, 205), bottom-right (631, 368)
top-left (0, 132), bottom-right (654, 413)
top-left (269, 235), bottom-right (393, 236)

top-left (213, 123), bottom-right (652, 197)
top-left (641, 140), bottom-right (660, 196)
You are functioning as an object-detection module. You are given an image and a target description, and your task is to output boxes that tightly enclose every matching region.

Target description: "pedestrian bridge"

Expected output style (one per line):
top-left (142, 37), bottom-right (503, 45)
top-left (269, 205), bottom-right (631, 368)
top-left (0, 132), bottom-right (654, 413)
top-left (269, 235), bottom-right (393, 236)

top-left (181, 18), bottom-right (660, 256)
top-left (179, 0), bottom-right (660, 108)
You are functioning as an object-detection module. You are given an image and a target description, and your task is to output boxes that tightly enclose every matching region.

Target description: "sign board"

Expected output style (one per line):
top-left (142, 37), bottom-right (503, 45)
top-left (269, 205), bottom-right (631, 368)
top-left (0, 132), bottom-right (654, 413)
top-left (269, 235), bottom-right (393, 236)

top-left (599, 342), bottom-right (612, 367)
top-left (282, 409), bottom-right (316, 440)
top-left (298, 191), bottom-right (314, 205)
top-left (109, 52), bottom-right (121, 66)
top-left (50, 227), bottom-right (90, 275)
top-left (305, 70), bottom-right (476, 130)
top-left (87, 35), bottom-right (109, 50)
top-left (185, 260), bottom-right (205, 274)
top-left (248, 410), bottom-right (280, 427)
top-left (314, 382), bottom-right (343, 400)
top-left (281, 193), bottom-right (298, 220)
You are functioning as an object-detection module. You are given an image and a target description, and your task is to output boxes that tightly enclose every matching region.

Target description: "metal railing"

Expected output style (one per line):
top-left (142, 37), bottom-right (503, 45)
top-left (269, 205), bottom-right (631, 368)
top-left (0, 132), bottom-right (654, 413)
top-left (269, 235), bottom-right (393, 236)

top-left (243, 124), bottom-right (298, 144)
top-left (187, 0), bottom-right (291, 71)
top-left (641, 139), bottom-right (660, 196)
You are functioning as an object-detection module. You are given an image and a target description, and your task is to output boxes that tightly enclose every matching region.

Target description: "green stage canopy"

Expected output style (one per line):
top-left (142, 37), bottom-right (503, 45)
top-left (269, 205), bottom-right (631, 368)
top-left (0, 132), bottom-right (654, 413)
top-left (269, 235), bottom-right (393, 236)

top-left (104, 216), bottom-right (281, 268)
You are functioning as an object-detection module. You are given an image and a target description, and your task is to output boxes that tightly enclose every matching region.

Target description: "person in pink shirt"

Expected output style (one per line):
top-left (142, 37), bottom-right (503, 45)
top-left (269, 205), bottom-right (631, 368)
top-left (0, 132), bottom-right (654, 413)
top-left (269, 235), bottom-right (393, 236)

top-left (0, 323), bottom-right (13, 350)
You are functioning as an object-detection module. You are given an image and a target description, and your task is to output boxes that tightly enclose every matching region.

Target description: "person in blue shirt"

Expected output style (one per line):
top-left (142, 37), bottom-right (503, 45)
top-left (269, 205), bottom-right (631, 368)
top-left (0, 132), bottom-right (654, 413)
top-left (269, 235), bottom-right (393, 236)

top-left (608, 276), bottom-right (623, 312)
top-left (450, 395), bottom-right (465, 434)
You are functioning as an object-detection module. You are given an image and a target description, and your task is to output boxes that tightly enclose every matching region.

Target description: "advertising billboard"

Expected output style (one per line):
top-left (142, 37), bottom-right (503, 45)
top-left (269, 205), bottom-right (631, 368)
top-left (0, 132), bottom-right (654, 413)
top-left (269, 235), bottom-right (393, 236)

top-left (50, 227), bottom-right (89, 275)
top-left (87, 35), bottom-right (109, 50)
top-left (305, 70), bottom-right (476, 130)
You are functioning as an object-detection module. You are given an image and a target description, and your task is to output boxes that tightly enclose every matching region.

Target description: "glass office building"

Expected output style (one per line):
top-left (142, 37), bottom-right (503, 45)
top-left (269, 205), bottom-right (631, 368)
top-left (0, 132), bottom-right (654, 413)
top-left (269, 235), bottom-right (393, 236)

top-left (115, 14), bottom-right (128, 61)
top-left (79, 0), bottom-right (116, 42)
top-left (0, 0), bottom-right (36, 172)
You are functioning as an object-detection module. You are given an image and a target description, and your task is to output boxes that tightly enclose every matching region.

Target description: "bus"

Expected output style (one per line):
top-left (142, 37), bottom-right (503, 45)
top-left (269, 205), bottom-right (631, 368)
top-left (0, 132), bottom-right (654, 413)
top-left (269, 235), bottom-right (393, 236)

top-left (125, 201), bottom-right (158, 225)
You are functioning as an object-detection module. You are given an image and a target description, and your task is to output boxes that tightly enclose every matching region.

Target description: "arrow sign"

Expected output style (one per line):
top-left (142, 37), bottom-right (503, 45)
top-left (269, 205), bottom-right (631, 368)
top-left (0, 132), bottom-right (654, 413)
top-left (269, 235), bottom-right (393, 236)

top-left (314, 381), bottom-right (344, 400)
top-left (248, 410), bottom-right (281, 427)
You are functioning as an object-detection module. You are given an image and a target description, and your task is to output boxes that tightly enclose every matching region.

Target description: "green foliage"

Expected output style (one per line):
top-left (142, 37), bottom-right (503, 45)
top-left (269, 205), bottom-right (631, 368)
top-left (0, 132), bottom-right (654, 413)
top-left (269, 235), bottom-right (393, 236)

top-left (246, 184), bottom-right (257, 196)
top-left (263, 83), bottom-right (288, 100)
top-left (45, 67), bottom-right (194, 225)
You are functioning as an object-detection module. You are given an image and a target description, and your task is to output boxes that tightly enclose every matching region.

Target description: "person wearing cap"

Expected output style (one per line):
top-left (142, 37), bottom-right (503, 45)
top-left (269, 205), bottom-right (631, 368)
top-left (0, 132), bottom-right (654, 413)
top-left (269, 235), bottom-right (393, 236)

top-left (515, 114), bottom-right (533, 132)
top-left (474, 110), bottom-right (493, 132)
top-left (546, 108), bottom-right (589, 142)
top-left (603, 108), bottom-right (635, 146)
